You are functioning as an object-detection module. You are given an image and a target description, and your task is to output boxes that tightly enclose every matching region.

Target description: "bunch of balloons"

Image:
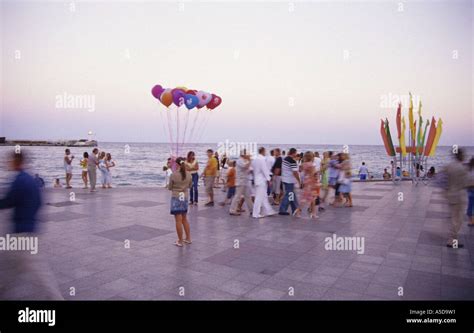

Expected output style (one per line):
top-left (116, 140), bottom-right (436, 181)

top-left (151, 84), bottom-right (222, 110)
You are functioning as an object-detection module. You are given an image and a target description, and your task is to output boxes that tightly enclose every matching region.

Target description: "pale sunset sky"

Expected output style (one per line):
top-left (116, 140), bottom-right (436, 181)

top-left (0, 0), bottom-right (472, 145)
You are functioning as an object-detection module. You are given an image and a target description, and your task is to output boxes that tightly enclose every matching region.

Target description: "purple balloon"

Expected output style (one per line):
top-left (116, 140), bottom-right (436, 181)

top-left (172, 89), bottom-right (186, 107)
top-left (151, 85), bottom-right (164, 99)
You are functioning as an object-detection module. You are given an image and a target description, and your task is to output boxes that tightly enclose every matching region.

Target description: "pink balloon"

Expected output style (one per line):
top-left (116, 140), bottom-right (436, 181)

top-left (196, 91), bottom-right (212, 108)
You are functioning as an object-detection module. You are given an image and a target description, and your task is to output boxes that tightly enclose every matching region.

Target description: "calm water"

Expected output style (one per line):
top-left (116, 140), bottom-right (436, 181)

top-left (0, 143), bottom-right (472, 188)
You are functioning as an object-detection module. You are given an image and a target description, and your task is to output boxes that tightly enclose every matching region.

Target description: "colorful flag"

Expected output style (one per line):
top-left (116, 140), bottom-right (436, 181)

top-left (396, 103), bottom-right (401, 139)
top-left (400, 116), bottom-right (407, 157)
top-left (385, 118), bottom-right (396, 157)
top-left (408, 93), bottom-right (415, 146)
top-left (380, 119), bottom-right (392, 156)
top-left (429, 118), bottom-right (443, 157)
top-left (424, 117), bottom-right (437, 156)
top-left (420, 119), bottom-right (430, 154)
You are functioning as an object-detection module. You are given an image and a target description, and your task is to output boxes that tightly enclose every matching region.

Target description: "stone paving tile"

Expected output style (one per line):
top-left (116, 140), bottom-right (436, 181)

top-left (40, 211), bottom-right (89, 222)
top-left (94, 224), bottom-right (173, 242)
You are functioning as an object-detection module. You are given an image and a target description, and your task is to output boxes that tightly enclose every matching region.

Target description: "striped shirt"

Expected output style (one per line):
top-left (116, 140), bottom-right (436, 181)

top-left (281, 156), bottom-right (298, 184)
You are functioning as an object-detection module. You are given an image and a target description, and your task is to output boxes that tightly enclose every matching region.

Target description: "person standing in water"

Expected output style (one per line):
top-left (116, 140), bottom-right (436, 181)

top-left (358, 162), bottom-right (369, 181)
top-left (168, 157), bottom-right (192, 247)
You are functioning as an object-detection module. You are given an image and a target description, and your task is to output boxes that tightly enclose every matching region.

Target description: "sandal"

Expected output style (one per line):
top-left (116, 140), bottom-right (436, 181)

top-left (292, 208), bottom-right (301, 217)
top-left (183, 239), bottom-right (192, 244)
top-left (174, 241), bottom-right (183, 247)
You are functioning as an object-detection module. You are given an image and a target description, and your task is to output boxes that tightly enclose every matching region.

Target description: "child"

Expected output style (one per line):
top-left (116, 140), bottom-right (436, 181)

top-left (220, 160), bottom-right (236, 206)
top-left (53, 178), bottom-right (63, 188)
top-left (163, 165), bottom-right (172, 187)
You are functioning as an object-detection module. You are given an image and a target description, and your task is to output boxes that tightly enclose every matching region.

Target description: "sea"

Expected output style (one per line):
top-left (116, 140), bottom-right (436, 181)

top-left (0, 143), bottom-right (472, 188)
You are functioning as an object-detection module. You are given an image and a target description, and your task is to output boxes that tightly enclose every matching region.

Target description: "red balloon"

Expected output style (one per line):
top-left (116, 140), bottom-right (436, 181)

top-left (206, 94), bottom-right (222, 110)
top-left (185, 90), bottom-right (197, 95)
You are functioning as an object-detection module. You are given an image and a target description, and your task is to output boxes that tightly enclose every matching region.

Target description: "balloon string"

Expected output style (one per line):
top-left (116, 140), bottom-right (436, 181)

top-left (166, 107), bottom-right (174, 156)
top-left (182, 108), bottom-right (191, 148)
top-left (188, 109), bottom-right (201, 144)
top-left (176, 105), bottom-right (180, 156)
top-left (157, 102), bottom-right (168, 145)
top-left (196, 109), bottom-right (212, 144)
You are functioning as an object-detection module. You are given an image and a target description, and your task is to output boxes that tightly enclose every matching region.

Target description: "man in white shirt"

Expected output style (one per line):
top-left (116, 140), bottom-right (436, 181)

top-left (313, 151), bottom-right (322, 173)
top-left (358, 162), bottom-right (369, 181)
top-left (251, 147), bottom-right (276, 218)
top-left (266, 150), bottom-right (276, 197)
top-left (229, 152), bottom-right (254, 215)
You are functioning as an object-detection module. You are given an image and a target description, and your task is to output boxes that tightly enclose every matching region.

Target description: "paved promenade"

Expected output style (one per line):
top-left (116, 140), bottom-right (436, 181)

top-left (0, 181), bottom-right (473, 300)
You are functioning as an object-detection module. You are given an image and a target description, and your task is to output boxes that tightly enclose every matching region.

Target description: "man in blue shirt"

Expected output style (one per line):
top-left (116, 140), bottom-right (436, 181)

top-left (0, 152), bottom-right (42, 233)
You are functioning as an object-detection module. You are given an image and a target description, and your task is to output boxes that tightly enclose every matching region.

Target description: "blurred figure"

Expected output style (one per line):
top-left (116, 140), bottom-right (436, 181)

top-left (427, 166), bottom-right (436, 178)
top-left (467, 158), bottom-right (474, 227)
top-left (383, 168), bottom-right (391, 180)
top-left (271, 148), bottom-right (283, 205)
top-left (220, 160), bottom-right (236, 206)
top-left (443, 148), bottom-right (470, 248)
top-left (34, 174), bottom-right (45, 189)
top-left (229, 151), bottom-right (253, 216)
top-left (299, 151), bottom-right (319, 218)
top-left (337, 153), bottom-right (353, 207)
top-left (0, 150), bottom-right (63, 300)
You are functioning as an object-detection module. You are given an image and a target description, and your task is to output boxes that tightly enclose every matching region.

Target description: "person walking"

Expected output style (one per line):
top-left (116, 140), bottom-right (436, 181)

top-left (443, 148), bottom-right (470, 248)
top-left (0, 151), bottom-right (63, 300)
top-left (203, 149), bottom-right (218, 206)
top-left (279, 148), bottom-right (301, 216)
top-left (251, 147), bottom-right (276, 218)
top-left (271, 148), bottom-right (283, 205)
top-left (229, 151), bottom-right (254, 216)
top-left (299, 151), bottom-right (319, 218)
top-left (467, 157), bottom-right (474, 227)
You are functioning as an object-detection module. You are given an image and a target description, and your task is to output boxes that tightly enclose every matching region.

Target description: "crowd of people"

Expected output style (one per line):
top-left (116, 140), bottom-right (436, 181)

top-left (60, 148), bottom-right (116, 191)
top-left (167, 147), bottom-right (356, 246)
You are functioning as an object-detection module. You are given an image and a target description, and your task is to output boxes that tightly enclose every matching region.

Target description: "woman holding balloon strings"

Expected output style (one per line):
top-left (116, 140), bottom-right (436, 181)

top-left (168, 157), bottom-right (192, 247)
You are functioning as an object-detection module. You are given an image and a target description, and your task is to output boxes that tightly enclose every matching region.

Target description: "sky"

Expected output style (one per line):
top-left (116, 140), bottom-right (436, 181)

top-left (0, 0), bottom-right (473, 146)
